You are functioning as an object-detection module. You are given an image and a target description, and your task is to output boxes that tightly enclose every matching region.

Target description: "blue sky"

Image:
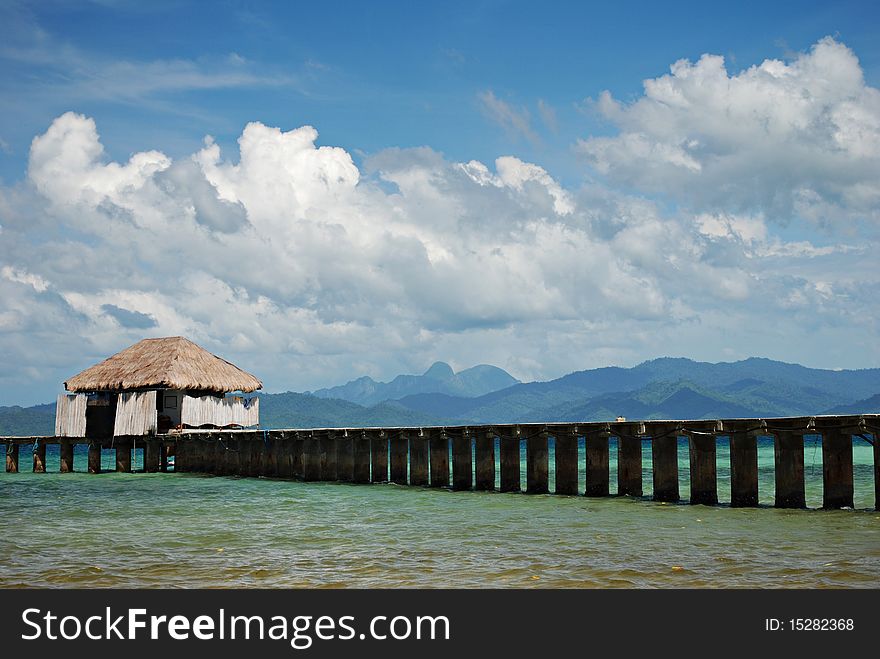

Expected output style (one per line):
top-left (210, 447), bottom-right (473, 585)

top-left (1, 0), bottom-right (879, 404)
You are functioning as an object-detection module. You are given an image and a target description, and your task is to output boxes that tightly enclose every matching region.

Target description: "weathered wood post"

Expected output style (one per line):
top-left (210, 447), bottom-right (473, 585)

top-left (409, 429), bottom-right (429, 486)
top-left (390, 430), bottom-right (409, 485)
top-left (554, 427), bottom-right (578, 495)
top-left (820, 426), bottom-right (854, 509)
top-left (584, 429), bottom-right (610, 497)
top-left (227, 434), bottom-right (243, 476)
top-left (772, 425), bottom-right (806, 509)
top-left (875, 429), bottom-right (880, 512)
top-left (88, 441), bottom-right (102, 474)
top-left (292, 432), bottom-right (305, 479)
top-left (526, 428), bottom-right (549, 494)
top-left (337, 431), bottom-right (354, 482)
top-left (33, 439), bottom-right (47, 473)
top-left (274, 431), bottom-right (293, 478)
top-left (615, 422), bottom-right (643, 497)
top-left (474, 428), bottom-right (496, 491)
top-left (651, 423), bottom-right (680, 502)
top-left (370, 430), bottom-right (389, 483)
top-left (115, 437), bottom-right (132, 473)
top-left (429, 429), bottom-right (449, 488)
top-left (59, 440), bottom-right (74, 473)
top-left (729, 424), bottom-right (759, 507)
top-left (499, 428), bottom-right (521, 493)
top-left (687, 427), bottom-right (718, 505)
top-left (303, 432), bottom-right (321, 481)
top-left (320, 431), bottom-right (338, 481)
top-left (451, 428), bottom-right (473, 491)
top-left (159, 442), bottom-right (168, 472)
top-left (6, 442), bottom-right (19, 473)
top-left (353, 430), bottom-right (371, 483)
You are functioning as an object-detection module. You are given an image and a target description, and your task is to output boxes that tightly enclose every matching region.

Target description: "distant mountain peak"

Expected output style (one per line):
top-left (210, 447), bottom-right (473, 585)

top-left (423, 361), bottom-right (455, 380)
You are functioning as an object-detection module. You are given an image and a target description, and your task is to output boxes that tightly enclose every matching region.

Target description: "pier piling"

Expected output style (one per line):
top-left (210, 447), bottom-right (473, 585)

top-left (429, 430), bottom-right (449, 487)
top-left (320, 432), bottom-right (338, 481)
top-left (616, 429), bottom-right (643, 497)
top-left (115, 437), bottom-right (132, 473)
top-left (687, 432), bottom-right (718, 505)
top-left (390, 431), bottom-right (408, 485)
top-left (729, 428), bottom-right (759, 507)
top-left (88, 442), bottom-right (101, 474)
top-left (652, 425), bottom-right (680, 503)
top-left (5, 443), bottom-right (19, 473)
top-left (303, 433), bottom-right (321, 481)
top-left (371, 431), bottom-right (388, 483)
top-left (59, 439), bottom-right (74, 473)
top-left (526, 429), bottom-right (549, 494)
top-left (451, 429), bottom-right (472, 491)
top-left (773, 428), bottom-right (806, 509)
top-left (474, 429), bottom-right (495, 491)
top-left (821, 429), bottom-right (854, 509)
top-left (33, 439), bottom-right (46, 473)
top-left (337, 432), bottom-right (354, 482)
top-left (144, 440), bottom-right (159, 473)
top-left (409, 431), bottom-right (429, 486)
top-left (499, 431), bottom-right (520, 493)
top-left (554, 429), bottom-right (578, 495)
top-left (353, 431), bottom-right (370, 483)
top-left (584, 431), bottom-right (610, 497)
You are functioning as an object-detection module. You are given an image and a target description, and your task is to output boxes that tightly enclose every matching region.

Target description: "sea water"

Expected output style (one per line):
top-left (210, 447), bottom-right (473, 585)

top-left (0, 439), bottom-right (877, 588)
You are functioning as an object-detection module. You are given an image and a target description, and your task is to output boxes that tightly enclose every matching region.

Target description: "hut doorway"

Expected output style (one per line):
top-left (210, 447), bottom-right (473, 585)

top-left (85, 392), bottom-right (117, 440)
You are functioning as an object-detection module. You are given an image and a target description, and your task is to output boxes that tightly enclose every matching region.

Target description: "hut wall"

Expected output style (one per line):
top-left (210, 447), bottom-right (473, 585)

top-left (55, 393), bottom-right (87, 437)
top-left (180, 394), bottom-right (259, 428)
top-left (113, 391), bottom-right (158, 436)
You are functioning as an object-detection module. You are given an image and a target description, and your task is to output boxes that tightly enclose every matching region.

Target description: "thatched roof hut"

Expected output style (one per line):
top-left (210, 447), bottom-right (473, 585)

top-left (65, 336), bottom-right (262, 394)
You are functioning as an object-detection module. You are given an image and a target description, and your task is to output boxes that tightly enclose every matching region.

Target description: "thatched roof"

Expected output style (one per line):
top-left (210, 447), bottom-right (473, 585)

top-left (65, 337), bottom-right (263, 394)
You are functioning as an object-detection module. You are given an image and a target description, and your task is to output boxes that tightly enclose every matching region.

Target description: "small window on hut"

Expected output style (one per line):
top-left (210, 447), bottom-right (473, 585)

top-left (165, 395), bottom-right (177, 409)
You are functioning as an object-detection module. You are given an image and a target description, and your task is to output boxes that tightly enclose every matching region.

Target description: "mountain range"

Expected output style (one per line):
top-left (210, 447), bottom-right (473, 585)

top-left (2, 357), bottom-right (879, 436)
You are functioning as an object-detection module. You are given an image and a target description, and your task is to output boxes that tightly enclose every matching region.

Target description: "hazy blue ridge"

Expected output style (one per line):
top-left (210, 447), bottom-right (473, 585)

top-left (310, 361), bottom-right (519, 406)
top-left (823, 393), bottom-right (880, 414)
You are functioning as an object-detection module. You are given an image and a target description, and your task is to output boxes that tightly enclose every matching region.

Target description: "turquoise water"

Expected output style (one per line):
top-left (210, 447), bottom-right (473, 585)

top-left (1, 439), bottom-right (878, 588)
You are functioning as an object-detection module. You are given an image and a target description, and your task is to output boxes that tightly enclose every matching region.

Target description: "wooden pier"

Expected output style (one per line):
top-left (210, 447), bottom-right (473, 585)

top-left (2, 415), bottom-right (878, 511)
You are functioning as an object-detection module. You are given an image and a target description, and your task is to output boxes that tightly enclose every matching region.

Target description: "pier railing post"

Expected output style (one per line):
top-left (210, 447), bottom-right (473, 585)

top-left (615, 422), bottom-right (643, 497)
top-left (370, 431), bottom-right (388, 483)
top-left (820, 426), bottom-right (854, 509)
top-left (687, 428), bottom-right (718, 505)
top-left (33, 439), bottom-right (47, 473)
top-left (499, 428), bottom-right (521, 493)
top-left (772, 426), bottom-right (806, 509)
top-left (337, 431), bottom-right (354, 483)
top-left (390, 430), bottom-right (409, 485)
top-left (59, 439), bottom-right (74, 473)
top-left (451, 428), bottom-right (473, 491)
top-left (729, 424), bottom-right (759, 507)
top-left (5, 442), bottom-right (19, 473)
top-left (474, 428), bottom-right (495, 491)
top-left (651, 423), bottom-right (680, 503)
top-left (554, 427), bottom-right (578, 495)
top-left (409, 430), bottom-right (429, 486)
top-left (584, 429), bottom-right (610, 497)
top-left (526, 428), bottom-right (549, 494)
top-left (429, 429), bottom-right (449, 488)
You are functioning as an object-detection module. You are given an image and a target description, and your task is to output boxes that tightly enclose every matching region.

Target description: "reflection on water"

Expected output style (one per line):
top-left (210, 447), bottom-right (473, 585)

top-left (0, 440), bottom-right (877, 588)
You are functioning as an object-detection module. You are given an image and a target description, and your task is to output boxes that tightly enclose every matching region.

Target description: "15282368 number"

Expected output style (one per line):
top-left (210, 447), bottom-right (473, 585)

top-left (790, 619), bottom-right (854, 631)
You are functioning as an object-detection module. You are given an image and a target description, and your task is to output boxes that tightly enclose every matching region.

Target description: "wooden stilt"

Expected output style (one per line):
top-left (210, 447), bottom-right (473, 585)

top-left (584, 432), bottom-right (610, 497)
top-left (499, 431), bottom-right (520, 493)
top-left (353, 431), bottom-right (371, 484)
top-left (88, 442), bottom-right (102, 474)
top-left (409, 431), bottom-right (429, 486)
top-left (554, 429), bottom-right (578, 495)
top-left (821, 429), bottom-right (854, 509)
top-left (474, 429), bottom-right (495, 491)
top-left (688, 433), bottom-right (718, 505)
top-left (526, 429), bottom-right (549, 494)
top-left (729, 430), bottom-right (758, 507)
top-left (451, 429), bottom-right (472, 491)
top-left (159, 443), bottom-right (168, 472)
top-left (6, 443), bottom-right (19, 473)
top-left (617, 434), bottom-right (643, 497)
top-left (59, 440), bottom-right (74, 473)
top-left (144, 440), bottom-right (159, 473)
top-left (773, 429), bottom-right (805, 509)
top-left (292, 433), bottom-right (304, 479)
top-left (652, 425), bottom-right (680, 502)
top-left (429, 429), bottom-right (449, 488)
top-left (390, 431), bottom-right (408, 485)
top-left (115, 437), bottom-right (132, 473)
top-left (370, 432), bottom-right (388, 483)
top-left (33, 439), bottom-right (46, 473)
top-left (320, 432), bottom-right (338, 481)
